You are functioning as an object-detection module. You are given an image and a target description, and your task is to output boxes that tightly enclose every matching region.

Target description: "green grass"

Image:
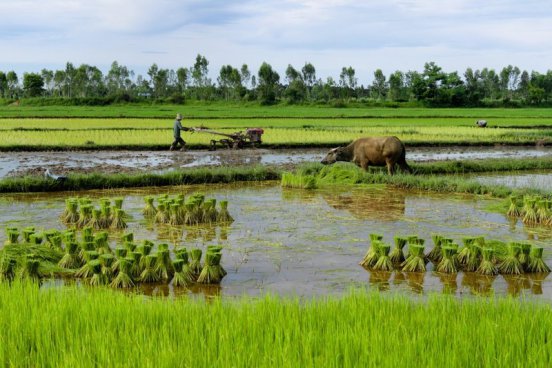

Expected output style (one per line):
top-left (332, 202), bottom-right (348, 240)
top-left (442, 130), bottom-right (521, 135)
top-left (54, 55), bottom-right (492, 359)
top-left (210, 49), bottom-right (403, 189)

top-left (0, 281), bottom-right (551, 367)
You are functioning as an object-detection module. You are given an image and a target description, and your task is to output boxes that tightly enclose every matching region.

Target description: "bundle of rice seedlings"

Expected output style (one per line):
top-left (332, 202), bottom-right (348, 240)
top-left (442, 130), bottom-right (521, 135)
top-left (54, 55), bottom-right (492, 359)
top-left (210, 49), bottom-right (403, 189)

top-left (183, 203), bottom-right (199, 225)
top-left (4, 230), bottom-right (20, 246)
top-left (156, 244), bottom-right (174, 282)
top-left (63, 230), bottom-right (76, 244)
top-left (476, 248), bottom-right (498, 276)
top-left (110, 258), bottom-right (134, 288)
top-left (0, 258), bottom-right (17, 282)
top-left (197, 251), bottom-right (223, 284)
top-left (427, 234), bottom-right (444, 263)
top-left (142, 196), bottom-right (157, 217)
top-left (99, 204), bottom-right (111, 229)
top-left (124, 241), bottom-right (137, 253)
top-left (61, 199), bottom-right (79, 224)
top-left (110, 209), bottom-right (128, 229)
top-left (113, 197), bottom-right (124, 210)
top-left (457, 237), bottom-right (476, 267)
top-left (94, 232), bottom-right (111, 254)
top-left (465, 244), bottom-right (482, 272)
top-left (172, 249), bottom-right (195, 286)
top-left (99, 197), bottom-right (111, 208)
top-left (389, 236), bottom-right (407, 265)
top-left (207, 245), bottom-right (226, 277)
top-left (506, 195), bottom-right (522, 217)
top-left (401, 244), bottom-right (426, 272)
top-left (169, 203), bottom-right (184, 226)
top-left (189, 248), bottom-right (203, 278)
top-left (155, 203), bottom-right (169, 224)
top-left (519, 242), bottom-right (532, 270)
top-left (359, 240), bottom-right (382, 268)
top-left (137, 243), bottom-right (153, 270)
top-left (130, 251), bottom-right (143, 279)
top-left (22, 227), bottom-right (35, 243)
top-left (202, 199), bottom-right (218, 224)
top-left (75, 251), bottom-right (100, 278)
top-left (499, 243), bottom-right (523, 275)
top-left (372, 243), bottom-right (394, 271)
top-left (77, 204), bottom-right (93, 228)
top-left (77, 241), bottom-right (95, 263)
top-left (29, 233), bottom-right (44, 245)
top-left (535, 200), bottom-right (549, 224)
top-left (99, 253), bottom-right (115, 279)
top-left (527, 247), bottom-right (551, 273)
top-left (436, 246), bottom-right (458, 274)
top-left (217, 200), bottom-right (234, 224)
top-left (82, 226), bottom-right (94, 243)
top-left (58, 241), bottom-right (81, 269)
top-left (88, 260), bottom-right (109, 286)
top-left (87, 209), bottom-right (103, 230)
top-left (522, 198), bottom-right (538, 224)
top-left (17, 257), bottom-right (42, 281)
top-left (140, 254), bottom-right (160, 283)
top-left (111, 247), bottom-right (128, 274)
top-left (121, 232), bottom-right (134, 244)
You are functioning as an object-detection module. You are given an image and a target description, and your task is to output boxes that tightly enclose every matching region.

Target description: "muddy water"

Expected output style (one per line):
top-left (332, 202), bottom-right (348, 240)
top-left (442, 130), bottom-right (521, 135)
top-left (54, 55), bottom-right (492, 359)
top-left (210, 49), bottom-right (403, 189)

top-left (1, 182), bottom-right (551, 298)
top-left (2, 146), bottom-right (552, 178)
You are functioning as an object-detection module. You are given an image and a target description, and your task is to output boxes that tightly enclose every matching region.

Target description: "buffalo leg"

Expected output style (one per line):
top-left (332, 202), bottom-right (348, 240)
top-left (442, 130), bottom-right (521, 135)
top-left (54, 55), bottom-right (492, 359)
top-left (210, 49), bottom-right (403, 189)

top-left (386, 160), bottom-right (395, 175)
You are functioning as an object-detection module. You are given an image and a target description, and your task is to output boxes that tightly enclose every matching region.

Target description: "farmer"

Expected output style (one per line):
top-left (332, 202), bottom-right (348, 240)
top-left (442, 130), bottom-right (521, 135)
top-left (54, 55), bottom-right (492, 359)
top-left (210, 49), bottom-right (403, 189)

top-left (170, 113), bottom-right (191, 151)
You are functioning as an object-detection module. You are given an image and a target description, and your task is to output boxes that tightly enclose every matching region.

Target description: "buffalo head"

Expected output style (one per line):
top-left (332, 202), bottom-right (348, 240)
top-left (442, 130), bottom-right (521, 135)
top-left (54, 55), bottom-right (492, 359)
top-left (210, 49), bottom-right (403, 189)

top-left (321, 147), bottom-right (348, 165)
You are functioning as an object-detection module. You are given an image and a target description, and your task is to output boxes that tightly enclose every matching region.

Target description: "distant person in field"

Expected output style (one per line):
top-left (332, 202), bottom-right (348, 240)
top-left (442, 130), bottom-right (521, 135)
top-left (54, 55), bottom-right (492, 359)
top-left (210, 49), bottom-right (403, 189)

top-left (170, 113), bottom-right (190, 151)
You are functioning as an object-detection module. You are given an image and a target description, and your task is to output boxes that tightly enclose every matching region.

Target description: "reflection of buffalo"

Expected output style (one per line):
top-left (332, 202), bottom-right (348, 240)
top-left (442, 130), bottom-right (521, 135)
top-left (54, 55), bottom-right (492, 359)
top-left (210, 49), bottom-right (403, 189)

top-left (321, 187), bottom-right (406, 221)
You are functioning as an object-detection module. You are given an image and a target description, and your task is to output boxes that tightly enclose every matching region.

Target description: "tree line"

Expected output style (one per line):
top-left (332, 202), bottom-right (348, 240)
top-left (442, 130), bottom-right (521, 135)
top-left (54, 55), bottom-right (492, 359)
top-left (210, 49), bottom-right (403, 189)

top-left (1, 54), bottom-right (551, 107)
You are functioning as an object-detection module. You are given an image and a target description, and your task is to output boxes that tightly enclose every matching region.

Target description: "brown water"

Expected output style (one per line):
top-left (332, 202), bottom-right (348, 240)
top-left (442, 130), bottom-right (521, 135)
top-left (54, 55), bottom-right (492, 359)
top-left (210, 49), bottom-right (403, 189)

top-left (1, 182), bottom-right (551, 299)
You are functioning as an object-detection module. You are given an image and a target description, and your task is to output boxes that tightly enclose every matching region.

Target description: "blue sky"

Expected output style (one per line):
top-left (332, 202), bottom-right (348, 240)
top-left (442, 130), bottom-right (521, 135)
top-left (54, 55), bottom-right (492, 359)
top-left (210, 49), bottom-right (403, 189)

top-left (1, 0), bottom-right (551, 84)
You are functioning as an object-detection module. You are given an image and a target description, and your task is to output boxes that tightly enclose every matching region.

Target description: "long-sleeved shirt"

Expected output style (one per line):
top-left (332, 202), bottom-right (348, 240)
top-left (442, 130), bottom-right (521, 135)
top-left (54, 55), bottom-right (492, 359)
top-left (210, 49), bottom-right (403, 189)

top-left (173, 120), bottom-right (189, 138)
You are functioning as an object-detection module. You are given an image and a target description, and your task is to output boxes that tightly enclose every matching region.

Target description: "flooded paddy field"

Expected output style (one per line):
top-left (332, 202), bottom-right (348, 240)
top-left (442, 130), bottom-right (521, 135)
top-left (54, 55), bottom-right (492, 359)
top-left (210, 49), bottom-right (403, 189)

top-left (2, 145), bottom-right (552, 178)
top-left (1, 182), bottom-right (550, 299)
top-left (474, 171), bottom-right (552, 192)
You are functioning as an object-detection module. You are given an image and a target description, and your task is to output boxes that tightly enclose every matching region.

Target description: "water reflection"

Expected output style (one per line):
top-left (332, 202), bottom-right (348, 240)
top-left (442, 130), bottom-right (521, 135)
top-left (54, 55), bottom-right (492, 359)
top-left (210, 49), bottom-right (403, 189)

top-left (322, 189), bottom-right (406, 221)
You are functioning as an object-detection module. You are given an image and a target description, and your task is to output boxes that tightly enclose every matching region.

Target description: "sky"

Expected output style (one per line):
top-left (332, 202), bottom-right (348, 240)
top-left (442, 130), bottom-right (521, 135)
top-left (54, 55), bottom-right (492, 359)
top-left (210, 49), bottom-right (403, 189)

top-left (1, 0), bottom-right (552, 85)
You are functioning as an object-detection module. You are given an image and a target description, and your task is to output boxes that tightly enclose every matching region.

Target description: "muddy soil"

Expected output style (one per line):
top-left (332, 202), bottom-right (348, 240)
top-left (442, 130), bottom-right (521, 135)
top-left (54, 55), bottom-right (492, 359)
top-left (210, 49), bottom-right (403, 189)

top-left (1, 182), bottom-right (551, 298)
top-left (2, 146), bottom-right (552, 179)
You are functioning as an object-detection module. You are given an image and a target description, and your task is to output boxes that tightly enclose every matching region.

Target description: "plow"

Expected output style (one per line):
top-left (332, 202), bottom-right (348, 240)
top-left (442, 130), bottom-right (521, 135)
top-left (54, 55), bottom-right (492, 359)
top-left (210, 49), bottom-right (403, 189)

top-left (191, 127), bottom-right (264, 150)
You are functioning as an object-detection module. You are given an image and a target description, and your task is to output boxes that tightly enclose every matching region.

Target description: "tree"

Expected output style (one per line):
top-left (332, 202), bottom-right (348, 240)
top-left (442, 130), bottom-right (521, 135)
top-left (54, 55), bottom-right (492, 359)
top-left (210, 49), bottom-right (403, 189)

top-left (499, 65), bottom-right (520, 99)
top-left (371, 69), bottom-right (388, 100)
top-left (388, 71), bottom-right (405, 101)
top-left (6, 71), bottom-right (19, 98)
top-left (0, 71), bottom-right (7, 98)
top-left (41, 69), bottom-right (54, 96)
top-left (176, 67), bottom-right (189, 93)
top-left (23, 73), bottom-right (45, 97)
top-left (285, 65), bottom-right (301, 84)
top-left (339, 66), bottom-right (357, 100)
top-left (240, 64), bottom-right (251, 90)
top-left (106, 61), bottom-right (132, 96)
top-left (301, 63), bottom-right (316, 88)
top-left (217, 65), bottom-right (242, 100)
top-left (191, 54), bottom-right (211, 99)
top-left (257, 62), bottom-right (280, 105)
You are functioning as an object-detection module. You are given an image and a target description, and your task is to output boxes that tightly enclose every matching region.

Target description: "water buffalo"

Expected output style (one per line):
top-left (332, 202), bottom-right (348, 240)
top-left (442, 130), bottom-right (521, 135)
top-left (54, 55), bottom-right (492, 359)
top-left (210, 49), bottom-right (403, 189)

top-left (321, 136), bottom-right (411, 175)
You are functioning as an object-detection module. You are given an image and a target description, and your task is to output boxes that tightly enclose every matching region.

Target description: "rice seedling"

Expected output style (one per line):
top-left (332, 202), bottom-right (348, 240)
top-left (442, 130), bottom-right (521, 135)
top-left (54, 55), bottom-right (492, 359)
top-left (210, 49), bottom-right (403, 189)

top-left (76, 204), bottom-right (93, 228)
top-left (372, 243), bottom-right (394, 271)
top-left (99, 204), bottom-right (111, 228)
top-left (465, 245), bottom-right (482, 272)
top-left (130, 251), bottom-right (143, 279)
top-left (22, 227), bottom-right (35, 243)
top-left (457, 237), bottom-right (476, 267)
top-left (29, 233), bottom-right (44, 245)
top-left (61, 198), bottom-right (79, 224)
top-left (142, 196), bottom-right (157, 217)
top-left (522, 198), bottom-right (538, 225)
top-left (0, 258), bottom-right (17, 282)
top-left (113, 197), bottom-right (124, 210)
top-left (499, 243), bottom-right (524, 275)
top-left (476, 248), bottom-right (498, 276)
top-left (121, 232), bottom-right (134, 244)
top-left (155, 203), bottom-right (169, 224)
top-left (183, 203), bottom-right (199, 225)
top-left (281, 171), bottom-right (318, 189)
top-left (75, 251), bottom-right (100, 278)
top-left (427, 234), bottom-right (444, 263)
top-left (359, 240), bottom-right (381, 268)
top-left (88, 260), bottom-right (109, 286)
top-left (110, 258), bottom-right (134, 288)
top-left (519, 243), bottom-right (532, 270)
top-left (401, 244), bottom-right (426, 273)
top-left (506, 195), bottom-right (522, 217)
top-left (111, 247), bottom-right (128, 274)
top-left (207, 245), bottom-right (226, 278)
top-left (140, 255), bottom-right (161, 283)
top-left (197, 250), bottom-right (224, 284)
top-left (58, 242), bottom-right (82, 269)
top-left (535, 200), bottom-right (549, 224)
top-left (436, 246), bottom-right (458, 274)
top-left (172, 249), bottom-right (195, 286)
top-left (124, 241), bottom-right (137, 253)
top-left (99, 254), bottom-right (115, 279)
top-left (217, 200), bottom-right (234, 224)
top-left (527, 247), bottom-right (551, 273)
top-left (16, 257), bottom-right (42, 281)
top-left (87, 208), bottom-right (103, 230)
top-left (110, 208), bottom-right (128, 229)
top-left (189, 248), bottom-right (203, 278)
top-left (82, 226), bottom-right (94, 243)
top-left (389, 236), bottom-right (407, 265)
top-left (4, 230), bottom-right (19, 246)
top-left (169, 203), bottom-right (184, 226)
top-left (202, 199), bottom-right (218, 224)
top-left (156, 244), bottom-right (174, 282)
top-left (44, 229), bottom-right (61, 244)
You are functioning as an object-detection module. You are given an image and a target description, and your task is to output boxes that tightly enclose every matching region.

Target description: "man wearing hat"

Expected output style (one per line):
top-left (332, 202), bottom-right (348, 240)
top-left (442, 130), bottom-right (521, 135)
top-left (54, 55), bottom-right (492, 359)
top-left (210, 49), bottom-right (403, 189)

top-left (170, 113), bottom-right (190, 151)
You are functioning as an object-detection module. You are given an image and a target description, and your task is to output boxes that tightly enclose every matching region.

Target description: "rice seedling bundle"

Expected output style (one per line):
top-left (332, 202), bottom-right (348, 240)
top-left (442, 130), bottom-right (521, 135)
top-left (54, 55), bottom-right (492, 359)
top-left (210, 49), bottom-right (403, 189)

top-left (78, 241), bottom-right (95, 262)
top-left (183, 203), bottom-right (199, 225)
top-left (124, 241), bottom-right (137, 253)
top-left (207, 245), bottom-right (226, 277)
top-left (389, 236), bottom-right (407, 265)
top-left (476, 248), bottom-right (498, 276)
top-left (142, 196), bottom-right (157, 217)
top-left (75, 251), bottom-right (100, 278)
top-left (82, 226), bottom-right (94, 243)
top-left (172, 248), bottom-right (195, 286)
top-left (113, 198), bottom-right (124, 210)
top-left (99, 205), bottom-right (111, 228)
top-left (197, 251), bottom-right (224, 284)
top-left (522, 198), bottom-right (538, 224)
top-left (140, 255), bottom-right (160, 283)
top-left (29, 233), bottom-right (44, 245)
top-left (217, 200), bottom-right (234, 224)
top-left (121, 232), bottom-right (134, 244)
top-left (535, 200), bottom-right (549, 224)
top-left (518, 242), bottom-right (532, 270)
top-left (87, 208), bottom-right (103, 230)
top-left (22, 227), bottom-right (35, 243)
top-left (4, 230), bottom-right (19, 246)
top-left (372, 243), bottom-right (394, 271)
top-left (189, 248), bottom-right (203, 278)
top-left (359, 240), bottom-right (382, 268)
top-left (58, 241), bottom-right (81, 269)
top-left (169, 203), bottom-right (184, 226)
top-left (156, 246), bottom-right (174, 282)
top-left (137, 243), bottom-right (153, 270)
top-left (528, 247), bottom-right (551, 273)
top-left (401, 244), bottom-right (426, 273)
top-left (110, 209), bottom-right (128, 229)
top-left (111, 247), bottom-right (128, 274)
top-left (499, 243), bottom-right (524, 275)
top-left (130, 251), bottom-right (143, 278)
top-left (99, 254), bottom-right (115, 279)
top-left (427, 234), bottom-right (444, 263)
top-left (202, 199), bottom-right (218, 224)
top-left (88, 260), bottom-right (109, 286)
top-left (110, 258), bottom-right (134, 288)
top-left (61, 199), bottom-right (79, 224)
top-left (155, 203), bottom-right (169, 224)
top-left (77, 204), bottom-right (93, 228)
top-left (94, 231), bottom-right (111, 254)
top-left (0, 258), bottom-right (16, 282)
top-left (506, 195), bottom-right (522, 217)
top-left (465, 244), bottom-right (482, 272)
top-left (63, 230), bottom-right (76, 244)
top-left (17, 257), bottom-right (41, 281)
top-left (436, 246), bottom-right (458, 274)
top-left (457, 237), bottom-right (476, 267)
